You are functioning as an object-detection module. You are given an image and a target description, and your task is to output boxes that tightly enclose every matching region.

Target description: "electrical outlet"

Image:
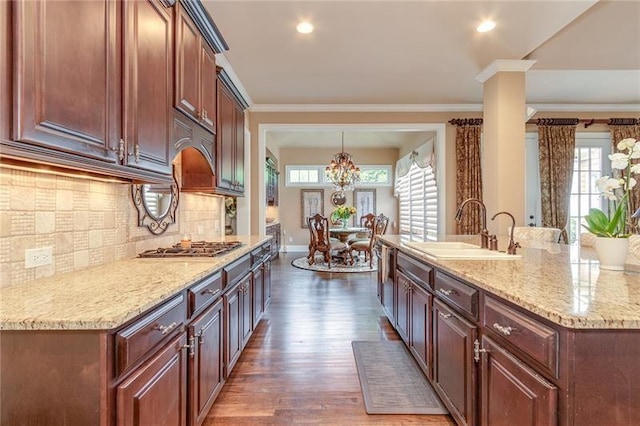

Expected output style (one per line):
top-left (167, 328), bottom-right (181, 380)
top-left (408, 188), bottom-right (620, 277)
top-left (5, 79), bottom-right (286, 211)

top-left (289, 237), bottom-right (293, 242)
top-left (25, 247), bottom-right (53, 268)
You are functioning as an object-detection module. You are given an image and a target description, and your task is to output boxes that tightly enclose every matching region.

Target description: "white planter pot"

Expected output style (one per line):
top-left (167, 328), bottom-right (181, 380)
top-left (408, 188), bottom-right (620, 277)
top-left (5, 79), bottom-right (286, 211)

top-left (594, 237), bottom-right (629, 271)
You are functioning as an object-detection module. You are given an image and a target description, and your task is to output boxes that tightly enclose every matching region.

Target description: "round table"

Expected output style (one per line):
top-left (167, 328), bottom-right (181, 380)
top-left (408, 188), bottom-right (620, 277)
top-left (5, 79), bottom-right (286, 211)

top-left (329, 227), bottom-right (368, 243)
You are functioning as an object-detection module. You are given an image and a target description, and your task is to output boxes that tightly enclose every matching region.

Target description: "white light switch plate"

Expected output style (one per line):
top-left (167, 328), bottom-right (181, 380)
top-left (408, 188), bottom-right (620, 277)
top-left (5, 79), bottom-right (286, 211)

top-left (25, 247), bottom-right (53, 268)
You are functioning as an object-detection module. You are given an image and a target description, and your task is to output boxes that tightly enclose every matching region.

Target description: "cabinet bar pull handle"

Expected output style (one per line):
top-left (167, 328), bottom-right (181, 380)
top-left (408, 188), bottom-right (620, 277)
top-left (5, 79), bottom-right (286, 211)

top-left (203, 288), bottom-right (220, 297)
top-left (134, 144), bottom-right (140, 163)
top-left (473, 338), bottom-right (488, 362)
top-left (437, 288), bottom-right (454, 296)
top-left (182, 335), bottom-right (195, 357)
top-left (111, 139), bottom-right (125, 161)
top-left (154, 321), bottom-right (177, 335)
top-left (493, 323), bottom-right (514, 336)
top-left (438, 312), bottom-right (452, 320)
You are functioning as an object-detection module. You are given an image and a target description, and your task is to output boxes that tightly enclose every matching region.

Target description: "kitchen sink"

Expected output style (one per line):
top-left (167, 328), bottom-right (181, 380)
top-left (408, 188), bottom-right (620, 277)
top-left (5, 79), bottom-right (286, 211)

top-left (404, 241), bottom-right (521, 260)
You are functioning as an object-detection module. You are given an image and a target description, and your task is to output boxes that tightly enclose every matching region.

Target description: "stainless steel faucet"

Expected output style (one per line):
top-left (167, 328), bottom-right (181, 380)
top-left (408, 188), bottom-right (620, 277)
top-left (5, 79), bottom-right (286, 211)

top-left (491, 211), bottom-right (521, 255)
top-left (455, 198), bottom-right (489, 249)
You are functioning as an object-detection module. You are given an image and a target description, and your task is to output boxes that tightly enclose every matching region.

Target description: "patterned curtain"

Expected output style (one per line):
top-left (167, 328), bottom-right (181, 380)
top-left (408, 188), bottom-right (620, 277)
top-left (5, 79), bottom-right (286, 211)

top-left (609, 121), bottom-right (640, 233)
top-left (454, 119), bottom-right (483, 234)
top-left (538, 120), bottom-right (577, 244)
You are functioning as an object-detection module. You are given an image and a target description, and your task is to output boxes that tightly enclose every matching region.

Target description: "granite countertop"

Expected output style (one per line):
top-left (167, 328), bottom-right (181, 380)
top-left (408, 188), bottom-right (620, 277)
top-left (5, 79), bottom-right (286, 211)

top-left (379, 235), bottom-right (640, 330)
top-left (0, 235), bottom-right (271, 331)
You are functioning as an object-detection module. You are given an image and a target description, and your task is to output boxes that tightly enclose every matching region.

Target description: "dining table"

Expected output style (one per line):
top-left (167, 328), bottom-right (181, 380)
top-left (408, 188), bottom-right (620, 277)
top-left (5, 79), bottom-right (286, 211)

top-left (329, 227), bottom-right (369, 243)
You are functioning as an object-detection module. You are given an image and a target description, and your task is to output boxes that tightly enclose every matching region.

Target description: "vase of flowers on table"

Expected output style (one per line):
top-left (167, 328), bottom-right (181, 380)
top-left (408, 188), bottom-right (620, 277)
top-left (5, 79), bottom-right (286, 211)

top-left (331, 206), bottom-right (357, 228)
top-left (583, 137), bottom-right (639, 270)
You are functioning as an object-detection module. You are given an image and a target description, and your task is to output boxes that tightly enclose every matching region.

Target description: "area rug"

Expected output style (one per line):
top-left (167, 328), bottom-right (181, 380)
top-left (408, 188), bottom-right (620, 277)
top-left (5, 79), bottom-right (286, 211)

top-left (351, 341), bottom-right (448, 415)
top-left (291, 256), bottom-right (377, 273)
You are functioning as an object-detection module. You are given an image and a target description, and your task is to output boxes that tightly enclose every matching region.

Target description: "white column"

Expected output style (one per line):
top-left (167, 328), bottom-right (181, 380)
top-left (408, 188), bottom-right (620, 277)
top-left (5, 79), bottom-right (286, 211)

top-left (476, 60), bottom-right (536, 235)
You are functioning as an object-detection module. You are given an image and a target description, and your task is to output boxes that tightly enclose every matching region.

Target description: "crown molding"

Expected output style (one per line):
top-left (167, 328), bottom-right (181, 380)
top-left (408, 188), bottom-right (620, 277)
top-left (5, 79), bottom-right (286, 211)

top-left (248, 103), bottom-right (639, 113)
top-left (248, 104), bottom-right (483, 113)
top-left (529, 104), bottom-right (640, 112)
top-left (215, 55), bottom-right (253, 109)
top-left (475, 59), bottom-right (537, 83)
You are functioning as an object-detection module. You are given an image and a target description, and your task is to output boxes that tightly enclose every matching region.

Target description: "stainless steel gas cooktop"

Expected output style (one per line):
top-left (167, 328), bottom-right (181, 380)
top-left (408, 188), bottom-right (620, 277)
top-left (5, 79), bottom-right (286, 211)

top-left (137, 241), bottom-right (242, 258)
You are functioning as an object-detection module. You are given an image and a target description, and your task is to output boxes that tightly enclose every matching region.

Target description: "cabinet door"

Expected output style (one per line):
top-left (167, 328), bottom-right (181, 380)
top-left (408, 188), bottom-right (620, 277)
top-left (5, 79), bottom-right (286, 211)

top-left (13, 0), bottom-right (119, 162)
top-left (241, 275), bottom-right (252, 347)
top-left (123, 0), bottom-right (173, 175)
top-left (216, 82), bottom-right (235, 191)
top-left (395, 271), bottom-right (411, 343)
top-left (480, 336), bottom-right (557, 426)
top-left (117, 332), bottom-right (188, 426)
top-left (1, 0), bottom-right (11, 143)
top-left (233, 105), bottom-right (245, 191)
top-left (190, 300), bottom-right (224, 426)
top-left (433, 299), bottom-right (478, 426)
top-left (199, 45), bottom-right (216, 133)
top-left (410, 283), bottom-right (432, 379)
top-left (174, 3), bottom-right (201, 121)
top-left (224, 281), bottom-right (242, 377)
top-left (263, 260), bottom-right (272, 309)
top-left (252, 265), bottom-right (264, 326)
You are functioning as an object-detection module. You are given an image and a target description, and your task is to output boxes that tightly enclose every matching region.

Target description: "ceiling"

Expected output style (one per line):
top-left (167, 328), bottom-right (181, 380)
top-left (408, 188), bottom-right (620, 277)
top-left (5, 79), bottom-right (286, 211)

top-left (203, 0), bottom-right (640, 148)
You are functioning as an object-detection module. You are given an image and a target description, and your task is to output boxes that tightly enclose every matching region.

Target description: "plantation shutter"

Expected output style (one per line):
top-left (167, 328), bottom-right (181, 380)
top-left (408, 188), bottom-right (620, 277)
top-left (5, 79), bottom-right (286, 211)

top-left (396, 163), bottom-right (438, 241)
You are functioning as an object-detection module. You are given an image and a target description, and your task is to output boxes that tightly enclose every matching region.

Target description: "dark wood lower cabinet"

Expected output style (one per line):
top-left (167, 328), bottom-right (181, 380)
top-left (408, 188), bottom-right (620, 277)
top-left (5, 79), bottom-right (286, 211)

top-left (410, 282), bottom-right (432, 379)
top-left (395, 271), bottom-right (411, 343)
top-left (189, 299), bottom-right (224, 426)
top-left (117, 332), bottom-right (188, 426)
top-left (252, 264), bottom-right (265, 326)
top-left (480, 336), bottom-right (557, 426)
top-left (433, 299), bottom-right (477, 426)
top-left (224, 274), bottom-right (251, 377)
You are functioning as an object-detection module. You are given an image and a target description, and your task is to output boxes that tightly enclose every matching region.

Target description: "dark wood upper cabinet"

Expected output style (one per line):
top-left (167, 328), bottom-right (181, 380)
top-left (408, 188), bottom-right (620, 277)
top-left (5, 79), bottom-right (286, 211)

top-left (122, 0), bottom-right (173, 176)
top-left (1, 0), bottom-right (11, 144)
top-left (12, 0), bottom-right (119, 162)
top-left (175, 2), bottom-right (216, 133)
top-left (216, 72), bottom-right (245, 195)
top-left (6, 0), bottom-right (174, 181)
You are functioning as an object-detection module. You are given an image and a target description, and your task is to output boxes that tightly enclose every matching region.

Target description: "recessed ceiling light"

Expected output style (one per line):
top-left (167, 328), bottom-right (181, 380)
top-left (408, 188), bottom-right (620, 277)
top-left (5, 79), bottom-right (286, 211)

top-left (296, 21), bottom-right (314, 34)
top-left (477, 20), bottom-right (496, 33)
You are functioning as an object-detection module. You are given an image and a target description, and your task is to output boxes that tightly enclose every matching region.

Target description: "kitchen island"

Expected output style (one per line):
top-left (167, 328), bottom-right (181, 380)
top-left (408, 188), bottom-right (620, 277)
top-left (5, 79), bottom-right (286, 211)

top-left (0, 235), bottom-right (272, 426)
top-left (377, 235), bottom-right (640, 426)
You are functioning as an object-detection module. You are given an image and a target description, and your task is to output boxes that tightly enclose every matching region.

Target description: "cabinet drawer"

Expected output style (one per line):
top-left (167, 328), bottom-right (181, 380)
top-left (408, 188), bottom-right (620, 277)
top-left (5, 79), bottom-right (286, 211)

top-left (115, 295), bottom-right (185, 377)
top-left (396, 252), bottom-right (433, 290)
top-left (224, 254), bottom-right (251, 288)
top-left (434, 271), bottom-right (478, 319)
top-left (483, 296), bottom-right (559, 377)
top-left (188, 271), bottom-right (222, 317)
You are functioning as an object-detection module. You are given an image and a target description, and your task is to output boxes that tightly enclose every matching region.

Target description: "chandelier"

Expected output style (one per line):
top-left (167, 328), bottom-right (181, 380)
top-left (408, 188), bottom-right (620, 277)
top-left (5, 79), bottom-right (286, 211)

top-left (325, 132), bottom-right (361, 191)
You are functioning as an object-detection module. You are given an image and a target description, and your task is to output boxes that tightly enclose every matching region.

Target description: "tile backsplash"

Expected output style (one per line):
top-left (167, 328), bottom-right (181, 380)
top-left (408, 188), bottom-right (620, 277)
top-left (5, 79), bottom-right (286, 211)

top-left (0, 163), bottom-right (224, 288)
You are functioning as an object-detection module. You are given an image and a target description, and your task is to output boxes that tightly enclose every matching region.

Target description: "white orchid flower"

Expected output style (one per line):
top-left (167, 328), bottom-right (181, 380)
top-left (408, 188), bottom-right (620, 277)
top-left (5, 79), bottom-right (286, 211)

top-left (631, 163), bottom-right (640, 174)
top-left (617, 138), bottom-right (637, 152)
top-left (628, 177), bottom-right (637, 190)
top-left (609, 153), bottom-right (629, 170)
top-left (630, 141), bottom-right (640, 159)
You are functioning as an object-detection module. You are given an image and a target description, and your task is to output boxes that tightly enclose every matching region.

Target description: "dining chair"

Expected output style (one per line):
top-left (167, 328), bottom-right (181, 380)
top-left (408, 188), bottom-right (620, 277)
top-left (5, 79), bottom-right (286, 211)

top-left (348, 213), bottom-right (376, 244)
top-left (349, 213), bottom-right (389, 268)
top-left (307, 214), bottom-right (348, 268)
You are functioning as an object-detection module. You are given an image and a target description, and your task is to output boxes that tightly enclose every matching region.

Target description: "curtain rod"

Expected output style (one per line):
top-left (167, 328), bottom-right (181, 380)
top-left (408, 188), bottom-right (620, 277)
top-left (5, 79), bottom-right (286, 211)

top-left (449, 118), bottom-right (640, 128)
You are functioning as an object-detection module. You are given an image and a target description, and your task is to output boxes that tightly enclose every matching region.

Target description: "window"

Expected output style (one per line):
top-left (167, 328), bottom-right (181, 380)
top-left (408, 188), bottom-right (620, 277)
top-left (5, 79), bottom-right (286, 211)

top-left (568, 136), bottom-right (611, 244)
top-left (285, 165), bottom-right (325, 186)
top-left (358, 166), bottom-right (392, 186)
top-left (286, 165), bottom-right (392, 187)
top-left (396, 163), bottom-right (438, 241)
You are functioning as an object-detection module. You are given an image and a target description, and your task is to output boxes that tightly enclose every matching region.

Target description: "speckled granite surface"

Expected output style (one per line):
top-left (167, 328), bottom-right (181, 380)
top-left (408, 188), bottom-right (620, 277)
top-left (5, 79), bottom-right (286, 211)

top-left (0, 236), bottom-right (271, 331)
top-left (379, 235), bottom-right (640, 330)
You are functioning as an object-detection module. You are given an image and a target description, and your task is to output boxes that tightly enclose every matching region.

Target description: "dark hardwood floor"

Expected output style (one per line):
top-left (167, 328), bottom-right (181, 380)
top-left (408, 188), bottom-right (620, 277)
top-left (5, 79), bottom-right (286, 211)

top-left (204, 252), bottom-right (455, 425)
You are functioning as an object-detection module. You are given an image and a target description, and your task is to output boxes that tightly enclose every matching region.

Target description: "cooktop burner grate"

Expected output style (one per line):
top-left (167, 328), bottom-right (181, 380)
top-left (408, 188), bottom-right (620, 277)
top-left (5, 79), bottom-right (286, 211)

top-left (138, 241), bottom-right (243, 258)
